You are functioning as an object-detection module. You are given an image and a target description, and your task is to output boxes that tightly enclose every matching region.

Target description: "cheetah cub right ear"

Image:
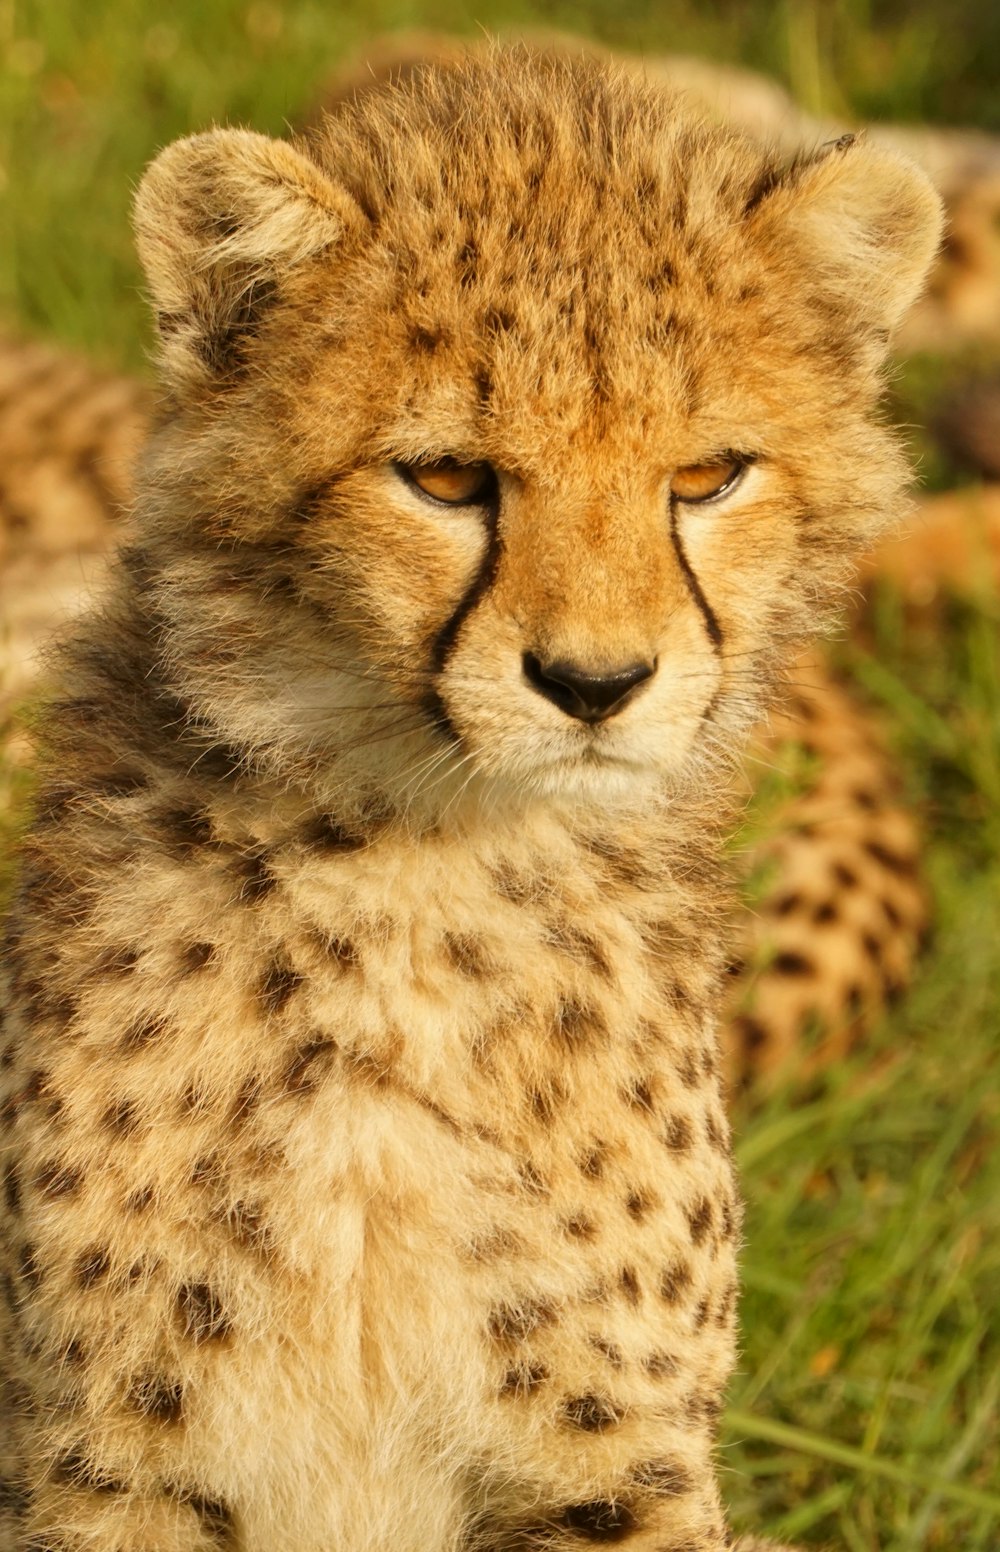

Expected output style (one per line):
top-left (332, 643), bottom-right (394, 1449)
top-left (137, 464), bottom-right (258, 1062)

top-left (134, 129), bottom-right (359, 393)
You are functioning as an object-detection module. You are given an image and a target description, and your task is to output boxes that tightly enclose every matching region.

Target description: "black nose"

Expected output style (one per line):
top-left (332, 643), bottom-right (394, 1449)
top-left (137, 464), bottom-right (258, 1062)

top-left (522, 653), bottom-right (656, 723)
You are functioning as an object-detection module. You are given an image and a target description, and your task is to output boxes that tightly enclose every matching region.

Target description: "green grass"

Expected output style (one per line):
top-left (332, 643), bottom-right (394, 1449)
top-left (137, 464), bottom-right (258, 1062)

top-left (2, 3), bottom-right (999, 1547)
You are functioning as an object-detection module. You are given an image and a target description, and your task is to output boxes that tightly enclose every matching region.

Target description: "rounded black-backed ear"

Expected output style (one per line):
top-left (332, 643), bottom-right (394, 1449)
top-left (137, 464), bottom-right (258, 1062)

top-left (134, 129), bottom-right (356, 391)
top-left (748, 134), bottom-right (944, 339)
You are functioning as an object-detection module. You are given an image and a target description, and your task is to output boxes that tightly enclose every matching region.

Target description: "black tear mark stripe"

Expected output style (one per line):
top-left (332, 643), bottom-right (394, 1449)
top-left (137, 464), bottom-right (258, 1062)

top-left (429, 497), bottom-right (504, 674)
top-left (668, 507), bottom-right (723, 649)
top-left (425, 495), bottom-right (505, 744)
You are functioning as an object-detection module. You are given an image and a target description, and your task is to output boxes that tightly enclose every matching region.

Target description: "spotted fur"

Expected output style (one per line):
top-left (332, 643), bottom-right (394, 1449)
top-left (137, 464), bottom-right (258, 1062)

top-left (0, 46), bottom-right (941, 1552)
top-left (726, 648), bottom-right (928, 1087)
top-left (0, 336), bottom-right (148, 713)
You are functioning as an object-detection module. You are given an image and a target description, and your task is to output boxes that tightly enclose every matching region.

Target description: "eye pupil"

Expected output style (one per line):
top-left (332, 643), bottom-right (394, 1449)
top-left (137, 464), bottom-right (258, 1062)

top-left (670, 456), bottom-right (744, 504)
top-left (401, 459), bottom-right (493, 505)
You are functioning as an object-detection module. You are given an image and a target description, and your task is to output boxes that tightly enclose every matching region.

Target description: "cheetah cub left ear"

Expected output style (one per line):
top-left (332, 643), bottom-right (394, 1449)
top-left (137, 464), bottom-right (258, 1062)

top-left (134, 129), bottom-right (359, 393)
top-left (747, 133), bottom-right (944, 341)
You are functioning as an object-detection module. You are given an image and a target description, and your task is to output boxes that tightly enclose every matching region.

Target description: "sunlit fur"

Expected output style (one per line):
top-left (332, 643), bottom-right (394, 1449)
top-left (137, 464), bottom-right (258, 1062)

top-left (1, 45), bottom-right (940, 1552)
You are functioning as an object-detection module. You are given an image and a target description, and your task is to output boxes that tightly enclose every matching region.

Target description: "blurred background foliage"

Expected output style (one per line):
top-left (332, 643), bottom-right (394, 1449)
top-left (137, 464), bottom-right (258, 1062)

top-left (1, 2), bottom-right (998, 1548)
top-left (3, 0), bottom-right (1000, 365)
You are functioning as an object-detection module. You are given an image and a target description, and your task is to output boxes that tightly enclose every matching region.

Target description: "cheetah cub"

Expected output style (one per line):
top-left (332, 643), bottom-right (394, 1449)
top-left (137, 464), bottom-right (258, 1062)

top-left (0, 47), bottom-right (940, 1552)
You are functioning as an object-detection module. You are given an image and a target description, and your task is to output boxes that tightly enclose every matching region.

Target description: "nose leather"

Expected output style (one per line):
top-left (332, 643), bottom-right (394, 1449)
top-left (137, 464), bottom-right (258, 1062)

top-left (522, 654), bottom-right (656, 723)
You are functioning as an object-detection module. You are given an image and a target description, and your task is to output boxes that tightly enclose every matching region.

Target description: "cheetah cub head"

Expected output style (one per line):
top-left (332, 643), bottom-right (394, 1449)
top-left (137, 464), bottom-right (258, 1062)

top-left (133, 48), bottom-right (940, 820)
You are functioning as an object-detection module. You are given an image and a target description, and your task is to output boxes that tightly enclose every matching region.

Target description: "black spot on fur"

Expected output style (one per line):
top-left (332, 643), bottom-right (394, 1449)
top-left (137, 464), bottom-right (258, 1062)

top-left (283, 1036), bottom-right (337, 1095)
top-left (0, 1473), bottom-right (29, 1516)
top-left (229, 1074), bottom-right (262, 1126)
top-left (126, 1185), bottom-right (154, 1213)
top-left (232, 851), bottom-right (276, 903)
top-left (642, 1350), bottom-right (678, 1378)
top-left (685, 1197), bottom-right (713, 1246)
top-left (771, 950), bottom-right (815, 977)
top-left (734, 1014), bottom-right (768, 1055)
top-left (324, 932), bottom-right (359, 967)
top-left (588, 1336), bottom-right (624, 1369)
top-left (102, 1096), bottom-right (140, 1134)
top-left (631, 1458), bottom-right (693, 1496)
top-left (577, 1143), bottom-right (606, 1180)
top-left (58, 1336), bottom-right (87, 1368)
top-left (3, 1162), bottom-right (20, 1214)
top-left (182, 941), bottom-right (215, 972)
top-left (34, 1162), bottom-right (83, 1199)
top-left (861, 931), bottom-right (883, 964)
top-left (483, 306), bottom-right (515, 336)
top-left (196, 742), bottom-right (247, 781)
top-left (716, 1280), bottom-right (738, 1326)
top-left (662, 1114), bottom-right (693, 1152)
top-left (159, 806), bottom-right (214, 855)
top-left (76, 1246), bottom-right (111, 1288)
top-left (303, 813), bottom-right (367, 851)
top-left (122, 1016), bottom-right (168, 1052)
top-left (128, 1373), bottom-right (184, 1424)
top-left (97, 944), bottom-right (141, 974)
top-left (258, 960), bottom-right (302, 1014)
top-left (177, 1282), bottom-right (233, 1344)
top-left (19, 1244), bottom-right (42, 1290)
top-left (409, 324), bottom-right (448, 353)
top-left (457, 236), bottom-right (479, 285)
top-left (169, 1487), bottom-right (234, 1544)
top-left (625, 1188), bottom-right (654, 1221)
top-left (443, 932), bottom-right (489, 978)
top-left (673, 1047), bottom-right (700, 1088)
top-left (704, 1109), bottom-right (729, 1154)
top-left (1, 1067), bottom-right (47, 1122)
top-left (190, 1154), bottom-right (221, 1188)
top-left (659, 1258), bottom-right (693, 1303)
top-left (218, 1199), bottom-right (270, 1255)
top-left (553, 997), bottom-right (604, 1047)
top-left (517, 1159), bottom-right (548, 1196)
top-left (529, 1078), bottom-right (566, 1123)
top-left (52, 1447), bottom-right (125, 1495)
top-left (562, 1213), bottom-right (597, 1239)
top-left (499, 1361), bottom-right (548, 1397)
top-left (562, 1393), bottom-right (625, 1432)
top-left (557, 1500), bottom-right (637, 1541)
top-left (623, 1075), bottom-right (655, 1113)
top-left (490, 862), bottom-right (535, 904)
top-left (618, 1265), bottom-right (641, 1304)
top-left (488, 1299), bottom-right (554, 1344)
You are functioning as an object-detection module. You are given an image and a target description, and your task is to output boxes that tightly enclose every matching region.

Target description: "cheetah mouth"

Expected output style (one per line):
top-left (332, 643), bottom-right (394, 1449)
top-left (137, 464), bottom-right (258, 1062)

top-left (536, 744), bottom-right (659, 789)
top-left (577, 746), bottom-right (646, 768)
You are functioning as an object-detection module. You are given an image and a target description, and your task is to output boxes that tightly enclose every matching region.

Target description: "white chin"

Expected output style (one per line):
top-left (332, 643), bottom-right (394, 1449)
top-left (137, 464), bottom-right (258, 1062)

top-left (515, 753), bottom-right (664, 805)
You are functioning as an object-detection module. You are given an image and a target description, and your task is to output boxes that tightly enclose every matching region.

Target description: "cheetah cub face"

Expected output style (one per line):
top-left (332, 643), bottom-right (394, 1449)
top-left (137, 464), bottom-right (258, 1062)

top-left (135, 53), bottom-right (940, 818)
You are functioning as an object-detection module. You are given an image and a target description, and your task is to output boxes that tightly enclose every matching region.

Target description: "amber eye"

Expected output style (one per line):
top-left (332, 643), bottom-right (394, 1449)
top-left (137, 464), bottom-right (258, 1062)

top-left (669, 455), bottom-right (746, 504)
top-left (398, 458), bottom-right (495, 506)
